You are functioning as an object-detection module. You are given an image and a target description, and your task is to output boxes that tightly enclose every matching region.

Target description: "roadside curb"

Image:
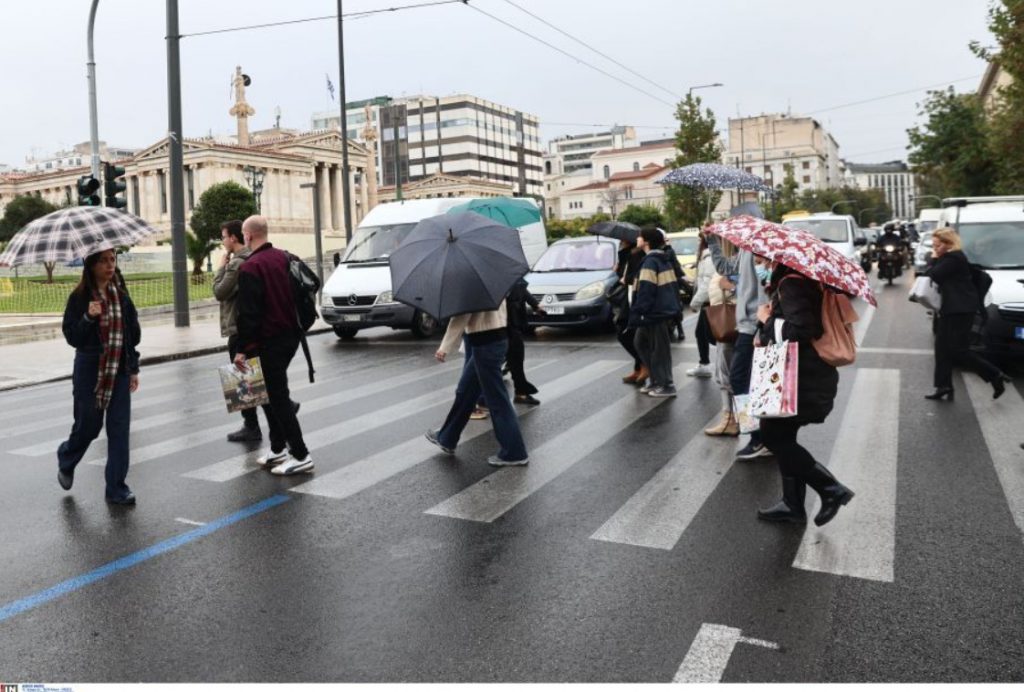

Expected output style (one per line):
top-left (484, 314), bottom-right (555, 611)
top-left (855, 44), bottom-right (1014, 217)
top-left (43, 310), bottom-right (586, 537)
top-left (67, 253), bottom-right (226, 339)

top-left (0, 326), bottom-right (334, 393)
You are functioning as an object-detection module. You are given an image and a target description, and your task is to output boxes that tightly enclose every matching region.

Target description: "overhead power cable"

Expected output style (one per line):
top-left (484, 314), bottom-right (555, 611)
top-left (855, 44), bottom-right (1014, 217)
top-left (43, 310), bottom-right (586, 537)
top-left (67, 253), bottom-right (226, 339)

top-left (497, 0), bottom-right (682, 100)
top-left (463, 2), bottom-right (677, 109)
top-left (181, 0), bottom-right (466, 38)
top-left (806, 74), bottom-right (984, 115)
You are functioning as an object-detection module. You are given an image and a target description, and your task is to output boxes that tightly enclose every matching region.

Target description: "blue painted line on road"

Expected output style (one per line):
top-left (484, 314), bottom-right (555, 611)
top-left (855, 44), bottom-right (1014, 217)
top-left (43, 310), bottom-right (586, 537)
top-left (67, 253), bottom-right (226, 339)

top-left (0, 494), bottom-right (291, 624)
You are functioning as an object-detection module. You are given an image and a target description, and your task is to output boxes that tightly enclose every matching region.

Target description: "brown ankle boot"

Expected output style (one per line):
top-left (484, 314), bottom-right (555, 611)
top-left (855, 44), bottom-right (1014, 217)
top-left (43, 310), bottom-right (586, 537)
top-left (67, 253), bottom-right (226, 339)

top-left (633, 366), bottom-right (650, 387)
top-left (622, 369), bottom-right (642, 384)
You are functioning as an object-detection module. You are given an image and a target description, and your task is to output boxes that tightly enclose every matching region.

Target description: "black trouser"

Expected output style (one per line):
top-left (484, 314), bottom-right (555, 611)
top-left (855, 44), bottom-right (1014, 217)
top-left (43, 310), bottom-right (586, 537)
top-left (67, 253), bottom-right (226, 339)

top-left (934, 313), bottom-right (1001, 389)
top-left (258, 334), bottom-right (308, 459)
top-left (618, 325), bottom-right (642, 370)
top-left (760, 418), bottom-right (845, 494)
top-left (634, 321), bottom-right (674, 388)
top-left (694, 308), bottom-right (713, 365)
top-left (228, 334), bottom-right (260, 430)
top-left (506, 326), bottom-right (537, 396)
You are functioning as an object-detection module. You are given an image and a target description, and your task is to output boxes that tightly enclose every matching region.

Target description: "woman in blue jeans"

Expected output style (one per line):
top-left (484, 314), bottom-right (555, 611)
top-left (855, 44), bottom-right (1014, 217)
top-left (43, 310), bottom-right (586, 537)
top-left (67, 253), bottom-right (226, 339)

top-left (426, 301), bottom-right (529, 466)
top-left (57, 250), bottom-right (141, 505)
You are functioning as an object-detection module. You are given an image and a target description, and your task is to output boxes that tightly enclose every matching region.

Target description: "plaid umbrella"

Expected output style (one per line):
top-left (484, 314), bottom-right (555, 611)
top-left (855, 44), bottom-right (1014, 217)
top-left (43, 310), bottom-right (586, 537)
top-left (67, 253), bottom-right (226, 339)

top-left (0, 206), bottom-right (160, 268)
top-left (705, 215), bottom-right (877, 306)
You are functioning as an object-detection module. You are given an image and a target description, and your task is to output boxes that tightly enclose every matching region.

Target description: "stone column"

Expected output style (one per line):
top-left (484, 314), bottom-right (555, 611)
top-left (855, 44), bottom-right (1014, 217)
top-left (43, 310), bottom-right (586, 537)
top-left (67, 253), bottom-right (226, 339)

top-left (359, 167), bottom-right (369, 223)
top-left (348, 168), bottom-right (358, 232)
top-left (317, 164), bottom-right (331, 234)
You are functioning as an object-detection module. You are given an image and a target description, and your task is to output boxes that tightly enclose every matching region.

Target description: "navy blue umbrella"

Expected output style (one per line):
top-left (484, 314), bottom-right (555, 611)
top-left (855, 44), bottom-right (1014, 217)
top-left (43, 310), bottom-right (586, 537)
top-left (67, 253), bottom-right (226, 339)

top-left (657, 163), bottom-right (775, 194)
top-left (388, 211), bottom-right (529, 321)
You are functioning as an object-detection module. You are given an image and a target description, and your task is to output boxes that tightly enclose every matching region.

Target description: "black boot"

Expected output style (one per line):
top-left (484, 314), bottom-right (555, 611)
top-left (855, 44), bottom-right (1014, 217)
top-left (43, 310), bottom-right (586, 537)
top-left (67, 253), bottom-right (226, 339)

top-left (227, 425), bottom-right (262, 443)
top-left (757, 476), bottom-right (807, 523)
top-left (806, 462), bottom-right (855, 527)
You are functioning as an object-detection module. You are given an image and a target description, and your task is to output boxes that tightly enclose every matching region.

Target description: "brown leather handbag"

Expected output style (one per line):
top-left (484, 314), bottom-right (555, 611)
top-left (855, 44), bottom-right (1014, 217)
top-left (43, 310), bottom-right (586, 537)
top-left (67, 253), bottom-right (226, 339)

top-left (706, 303), bottom-right (738, 343)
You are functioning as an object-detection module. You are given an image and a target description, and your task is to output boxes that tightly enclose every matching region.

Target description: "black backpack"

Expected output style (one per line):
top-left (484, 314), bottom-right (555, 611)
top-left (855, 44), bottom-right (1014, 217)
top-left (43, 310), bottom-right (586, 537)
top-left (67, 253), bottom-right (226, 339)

top-left (287, 253), bottom-right (322, 382)
top-left (969, 263), bottom-right (992, 321)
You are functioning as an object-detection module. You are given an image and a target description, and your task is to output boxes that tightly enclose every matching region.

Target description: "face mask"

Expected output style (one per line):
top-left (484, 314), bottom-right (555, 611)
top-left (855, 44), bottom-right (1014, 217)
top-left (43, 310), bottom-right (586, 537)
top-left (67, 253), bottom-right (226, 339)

top-left (755, 264), bottom-right (771, 283)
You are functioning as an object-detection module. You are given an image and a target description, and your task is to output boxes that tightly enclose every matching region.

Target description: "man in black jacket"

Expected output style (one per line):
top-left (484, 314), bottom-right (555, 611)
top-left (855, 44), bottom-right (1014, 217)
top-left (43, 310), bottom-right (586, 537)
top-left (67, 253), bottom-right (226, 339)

top-left (506, 277), bottom-right (546, 405)
top-left (234, 216), bottom-right (312, 476)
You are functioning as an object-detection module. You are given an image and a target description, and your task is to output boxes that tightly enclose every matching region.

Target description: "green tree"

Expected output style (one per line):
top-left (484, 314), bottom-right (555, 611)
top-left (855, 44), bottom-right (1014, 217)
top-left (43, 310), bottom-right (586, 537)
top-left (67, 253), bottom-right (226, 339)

top-left (189, 181), bottom-right (257, 271)
top-left (545, 212), bottom-right (610, 241)
top-left (185, 231), bottom-right (217, 277)
top-left (971, 1), bottom-right (1024, 193)
top-left (907, 87), bottom-right (995, 198)
top-left (0, 194), bottom-right (61, 282)
top-left (663, 93), bottom-right (723, 230)
top-left (767, 164), bottom-right (802, 221)
top-left (617, 204), bottom-right (665, 228)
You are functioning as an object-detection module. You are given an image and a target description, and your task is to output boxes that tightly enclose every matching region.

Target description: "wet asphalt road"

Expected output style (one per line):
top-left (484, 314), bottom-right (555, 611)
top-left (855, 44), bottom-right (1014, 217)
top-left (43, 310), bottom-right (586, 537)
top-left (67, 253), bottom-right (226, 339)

top-left (1, 273), bottom-right (1023, 683)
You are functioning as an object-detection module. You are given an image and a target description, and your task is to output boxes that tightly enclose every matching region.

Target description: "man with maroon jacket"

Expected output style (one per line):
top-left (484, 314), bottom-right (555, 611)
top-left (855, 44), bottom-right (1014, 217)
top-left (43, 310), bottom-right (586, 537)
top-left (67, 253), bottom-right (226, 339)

top-left (234, 215), bottom-right (312, 476)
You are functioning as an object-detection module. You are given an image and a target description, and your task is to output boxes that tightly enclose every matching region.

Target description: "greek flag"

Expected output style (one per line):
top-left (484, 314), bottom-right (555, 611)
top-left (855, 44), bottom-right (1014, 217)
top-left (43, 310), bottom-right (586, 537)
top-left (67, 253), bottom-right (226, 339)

top-left (326, 74), bottom-right (336, 101)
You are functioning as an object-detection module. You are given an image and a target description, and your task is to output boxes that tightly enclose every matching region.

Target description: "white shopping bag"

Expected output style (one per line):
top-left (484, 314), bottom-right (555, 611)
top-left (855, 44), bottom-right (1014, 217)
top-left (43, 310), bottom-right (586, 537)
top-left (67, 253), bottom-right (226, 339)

top-left (909, 276), bottom-right (942, 312)
top-left (748, 342), bottom-right (799, 419)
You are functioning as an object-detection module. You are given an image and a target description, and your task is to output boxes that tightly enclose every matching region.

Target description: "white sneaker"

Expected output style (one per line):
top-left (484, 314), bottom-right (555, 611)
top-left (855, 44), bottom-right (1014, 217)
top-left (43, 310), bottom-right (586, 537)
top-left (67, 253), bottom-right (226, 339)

top-left (686, 364), bottom-right (712, 378)
top-left (639, 380), bottom-right (653, 394)
top-left (255, 449), bottom-right (288, 467)
top-left (270, 453), bottom-right (315, 475)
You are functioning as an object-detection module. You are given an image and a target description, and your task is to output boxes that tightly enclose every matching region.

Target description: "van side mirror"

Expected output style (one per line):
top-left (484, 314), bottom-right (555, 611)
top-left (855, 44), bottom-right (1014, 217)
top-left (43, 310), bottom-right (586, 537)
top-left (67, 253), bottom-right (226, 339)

top-left (333, 252), bottom-right (341, 268)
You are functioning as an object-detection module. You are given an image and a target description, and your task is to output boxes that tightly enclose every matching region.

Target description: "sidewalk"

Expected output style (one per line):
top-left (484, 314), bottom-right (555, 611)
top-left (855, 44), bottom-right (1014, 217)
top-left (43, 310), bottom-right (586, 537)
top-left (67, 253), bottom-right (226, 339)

top-left (0, 311), bottom-right (332, 392)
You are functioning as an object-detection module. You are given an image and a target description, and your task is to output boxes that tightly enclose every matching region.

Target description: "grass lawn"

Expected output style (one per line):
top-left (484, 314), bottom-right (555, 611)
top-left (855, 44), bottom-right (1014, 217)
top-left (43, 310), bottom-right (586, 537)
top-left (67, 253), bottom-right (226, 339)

top-left (0, 273), bottom-right (215, 313)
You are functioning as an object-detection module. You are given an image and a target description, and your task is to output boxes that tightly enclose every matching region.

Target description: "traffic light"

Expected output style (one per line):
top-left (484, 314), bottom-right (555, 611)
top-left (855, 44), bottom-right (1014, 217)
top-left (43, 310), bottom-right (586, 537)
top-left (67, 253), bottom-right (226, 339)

top-left (103, 162), bottom-right (127, 209)
top-left (76, 174), bottom-right (100, 206)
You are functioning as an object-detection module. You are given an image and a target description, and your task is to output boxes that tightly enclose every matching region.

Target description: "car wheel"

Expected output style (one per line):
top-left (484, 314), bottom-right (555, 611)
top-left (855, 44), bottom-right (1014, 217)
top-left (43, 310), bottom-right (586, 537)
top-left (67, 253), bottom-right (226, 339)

top-left (410, 309), bottom-right (441, 339)
top-left (333, 325), bottom-right (358, 340)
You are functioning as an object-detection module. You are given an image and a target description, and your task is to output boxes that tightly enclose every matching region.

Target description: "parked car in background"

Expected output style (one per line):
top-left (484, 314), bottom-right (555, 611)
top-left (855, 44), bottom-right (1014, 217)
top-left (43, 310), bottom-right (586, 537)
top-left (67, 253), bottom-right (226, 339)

top-left (666, 229), bottom-right (701, 282)
top-left (783, 213), bottom-right (870, 269)
top-left (939, 196), bottom-right (1024, 360)
top-left (524, 236), bottom-right (619, 331)
top-left (321, 197), bottom-right (548, 339)
top-left (914, 230), bottom-right (935, 274)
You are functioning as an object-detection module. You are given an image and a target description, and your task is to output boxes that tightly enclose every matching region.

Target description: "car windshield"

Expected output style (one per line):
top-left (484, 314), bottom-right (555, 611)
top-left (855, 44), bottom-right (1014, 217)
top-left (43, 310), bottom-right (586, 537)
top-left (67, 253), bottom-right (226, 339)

top-left (670, 237), bottom-right (700, 256)
top-left (533, 240), bottom-right (615, 272)
top-left (958, 222), bottom-right (1024, 269)
top-left (343, 223), bottom-right (417, 262)
top-left (784, 219), bottom-right (850, 243)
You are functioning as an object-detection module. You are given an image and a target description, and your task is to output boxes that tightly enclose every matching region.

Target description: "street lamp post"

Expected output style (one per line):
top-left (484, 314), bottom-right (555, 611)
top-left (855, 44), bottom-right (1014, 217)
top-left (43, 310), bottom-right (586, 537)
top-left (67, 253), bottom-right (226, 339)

top-left (336, 0), bottom-right (353, 243)
top-left (299, 181), bottom-right (324, 291)
top-left (910, 194), bottom-right (942, 216)
top-left (831, 199), bottom-right (856, 214)
top-left (243, 166), bottom-right (265, 213)
top-left (166, 0), bottom-right (189, 328)
top-left (86, 0), bottom-right (101, 179)
top-left (859, 207), bottom-right (878, 226)
top-left (688, 82), bottom-right (723, 97)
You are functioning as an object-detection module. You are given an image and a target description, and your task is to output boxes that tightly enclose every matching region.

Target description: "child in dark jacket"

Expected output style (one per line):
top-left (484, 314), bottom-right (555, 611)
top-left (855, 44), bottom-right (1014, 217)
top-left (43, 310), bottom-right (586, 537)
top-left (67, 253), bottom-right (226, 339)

top-left (629, 228), bottom-right (680, 397)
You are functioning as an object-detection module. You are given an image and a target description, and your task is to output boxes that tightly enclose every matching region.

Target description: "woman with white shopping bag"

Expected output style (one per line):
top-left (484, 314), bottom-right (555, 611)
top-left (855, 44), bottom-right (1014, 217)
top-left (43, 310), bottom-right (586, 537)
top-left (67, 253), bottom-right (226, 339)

top-left (754, 264), bottom-right (854, 526)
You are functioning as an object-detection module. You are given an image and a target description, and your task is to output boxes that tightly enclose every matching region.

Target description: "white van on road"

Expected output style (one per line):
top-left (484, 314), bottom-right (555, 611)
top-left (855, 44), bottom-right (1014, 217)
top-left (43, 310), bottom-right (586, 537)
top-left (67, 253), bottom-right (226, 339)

top-left (939, 196), bottom-right (1024, 360)
top-left (320, 197), bottom-right (548, 339)
top-left (783, 213), bottom-right (871, 271)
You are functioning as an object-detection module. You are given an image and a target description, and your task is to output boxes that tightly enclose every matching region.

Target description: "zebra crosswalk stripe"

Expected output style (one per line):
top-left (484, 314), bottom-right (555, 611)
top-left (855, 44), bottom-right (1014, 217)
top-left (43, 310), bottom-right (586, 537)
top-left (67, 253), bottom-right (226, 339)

top-left (590, 412), bottom-right (736, 550)
top-left (792, 368), bottom-right (900, 583)
top-left (424, 366), bottom-right (689, 523)
top-left (290, 360), bottom-right (626, 501)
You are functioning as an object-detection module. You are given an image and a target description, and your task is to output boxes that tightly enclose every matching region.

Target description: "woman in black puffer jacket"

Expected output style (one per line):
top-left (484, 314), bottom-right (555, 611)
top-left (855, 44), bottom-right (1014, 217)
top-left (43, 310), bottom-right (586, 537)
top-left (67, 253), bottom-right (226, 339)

top-left (922, 228), bottom-right (1005, 401)
top-left (755, 264), bottom-right (854, 527)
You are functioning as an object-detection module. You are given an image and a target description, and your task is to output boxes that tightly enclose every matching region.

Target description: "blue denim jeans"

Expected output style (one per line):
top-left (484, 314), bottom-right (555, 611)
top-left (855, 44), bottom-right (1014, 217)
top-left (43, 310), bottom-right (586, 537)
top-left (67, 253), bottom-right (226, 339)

top-left (438, 337), bottom-right (528, 462)
top-left (57, 352), bottom-right (132, 500)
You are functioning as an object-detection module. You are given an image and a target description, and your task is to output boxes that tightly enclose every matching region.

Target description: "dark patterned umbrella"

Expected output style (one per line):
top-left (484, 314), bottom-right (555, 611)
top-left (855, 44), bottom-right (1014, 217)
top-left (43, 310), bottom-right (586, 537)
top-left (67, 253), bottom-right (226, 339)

top-left (0, 206), bottom-right (160, 267)
top-left (586, 220), bottom-right (640, 243)
top-left (657, 163), bottom-right (775, 194)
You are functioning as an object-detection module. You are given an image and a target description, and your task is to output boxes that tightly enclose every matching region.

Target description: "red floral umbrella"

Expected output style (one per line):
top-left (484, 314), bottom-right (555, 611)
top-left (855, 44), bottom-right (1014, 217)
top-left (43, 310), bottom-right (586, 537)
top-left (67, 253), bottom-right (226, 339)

top-left (705, 215), bottom-right (877, 306)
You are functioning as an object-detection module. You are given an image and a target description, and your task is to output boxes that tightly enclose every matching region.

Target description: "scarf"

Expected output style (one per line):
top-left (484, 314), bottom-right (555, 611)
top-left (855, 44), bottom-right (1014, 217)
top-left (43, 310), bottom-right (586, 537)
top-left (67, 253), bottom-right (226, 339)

top-left (94, 282), bottom-right (124, 410)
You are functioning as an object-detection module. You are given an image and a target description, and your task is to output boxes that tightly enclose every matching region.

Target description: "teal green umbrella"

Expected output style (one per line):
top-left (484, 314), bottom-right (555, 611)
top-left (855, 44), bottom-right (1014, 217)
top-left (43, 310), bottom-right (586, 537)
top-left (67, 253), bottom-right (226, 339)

top-left (448, 197), bottom-right (541, 228)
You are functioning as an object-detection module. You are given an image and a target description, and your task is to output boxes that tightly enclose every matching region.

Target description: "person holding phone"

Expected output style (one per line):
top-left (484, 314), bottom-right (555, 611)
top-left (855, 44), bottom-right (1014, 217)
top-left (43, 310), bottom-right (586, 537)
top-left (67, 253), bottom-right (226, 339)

top-left (57, 249), bottom-right (141, 505)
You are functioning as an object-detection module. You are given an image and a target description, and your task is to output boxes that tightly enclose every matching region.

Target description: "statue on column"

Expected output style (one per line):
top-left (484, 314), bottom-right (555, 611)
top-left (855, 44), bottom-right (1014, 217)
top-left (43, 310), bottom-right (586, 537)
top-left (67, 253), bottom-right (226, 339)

top-left (361, 103), bottom-right (379, 210)
top-left (229, 66), bottom-right (255, 147)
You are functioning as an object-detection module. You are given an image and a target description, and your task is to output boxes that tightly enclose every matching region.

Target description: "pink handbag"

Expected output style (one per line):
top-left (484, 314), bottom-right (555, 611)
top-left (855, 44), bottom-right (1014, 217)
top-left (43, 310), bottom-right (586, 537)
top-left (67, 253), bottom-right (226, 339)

top-left (748, 341), bottom-right (799, 418)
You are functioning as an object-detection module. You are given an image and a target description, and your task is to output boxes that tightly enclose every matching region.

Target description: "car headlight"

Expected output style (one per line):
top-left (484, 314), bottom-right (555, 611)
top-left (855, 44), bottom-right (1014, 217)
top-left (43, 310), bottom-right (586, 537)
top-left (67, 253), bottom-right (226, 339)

top-left (884, 245), bottom-right (896, 252)
top-left (321, 294), bottom-right (334, 308)
top-left (375, 290), bottom-right (394, 305)
top-left (575, 281), bottom-right (606, 301)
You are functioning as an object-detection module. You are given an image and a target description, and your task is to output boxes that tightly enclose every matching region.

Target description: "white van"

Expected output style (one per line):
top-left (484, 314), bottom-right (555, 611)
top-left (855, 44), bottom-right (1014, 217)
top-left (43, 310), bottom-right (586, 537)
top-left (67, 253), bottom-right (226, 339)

top-left (914, 208), bottom-right (943, 235)
top-left (939, 196), bottom-right (1024, 359)
top-left (782, 213), bottom-right (871, 269)
top-left (320, 197), bottom-right (548, 339)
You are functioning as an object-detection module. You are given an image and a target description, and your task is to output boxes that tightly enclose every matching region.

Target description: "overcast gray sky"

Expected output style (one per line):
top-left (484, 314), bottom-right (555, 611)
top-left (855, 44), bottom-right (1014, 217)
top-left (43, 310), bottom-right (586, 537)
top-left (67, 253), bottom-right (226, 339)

top-left (0, 0), bottom-right (995, 167)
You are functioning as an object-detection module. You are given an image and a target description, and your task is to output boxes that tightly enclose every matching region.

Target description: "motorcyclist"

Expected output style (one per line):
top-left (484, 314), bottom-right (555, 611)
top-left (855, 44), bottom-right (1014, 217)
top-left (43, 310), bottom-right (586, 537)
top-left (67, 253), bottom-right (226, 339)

top-left (877, 223), bottom-right (906, 277)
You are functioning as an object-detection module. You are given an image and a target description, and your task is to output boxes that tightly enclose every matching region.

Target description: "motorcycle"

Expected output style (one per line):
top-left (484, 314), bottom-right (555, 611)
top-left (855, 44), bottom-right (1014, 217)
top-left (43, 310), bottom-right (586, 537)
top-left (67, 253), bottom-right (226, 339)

top-left (877, 243), bottom-right (904, 285)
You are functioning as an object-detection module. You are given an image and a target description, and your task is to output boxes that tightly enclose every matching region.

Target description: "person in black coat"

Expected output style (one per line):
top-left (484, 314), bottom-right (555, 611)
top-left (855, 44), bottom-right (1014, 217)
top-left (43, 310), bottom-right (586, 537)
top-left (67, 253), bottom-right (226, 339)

top-left (922, 228), bottom-right (1005, 401)
top-left (505, 277), bottom-right (545, 405)
top-left (615, 241), bottom-right (647, 384)
top-left (755, 264), bottom-right (854, 527)
top-left (57, 250), bottom-right (141, 505)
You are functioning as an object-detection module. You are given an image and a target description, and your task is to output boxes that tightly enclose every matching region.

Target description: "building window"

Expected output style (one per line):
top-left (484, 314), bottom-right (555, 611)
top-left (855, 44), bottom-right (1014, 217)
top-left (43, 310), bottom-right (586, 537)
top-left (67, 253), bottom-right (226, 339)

top-left (745, 167), bottom-right (753, 174)
top-left (802, 175), bottom-right (811, 184)
top-left (545, 161), bottom-right (552, 175)
top-left (633, 162), bottom-right (640, 172)
top-left (548, 207), bottom-right (553, 217)
top-left (546, 184), bottom-right (550, 191)
top-left (802, 161), bottom-right (810, 170)
top-left (603, 165), bottom-right (610, 179)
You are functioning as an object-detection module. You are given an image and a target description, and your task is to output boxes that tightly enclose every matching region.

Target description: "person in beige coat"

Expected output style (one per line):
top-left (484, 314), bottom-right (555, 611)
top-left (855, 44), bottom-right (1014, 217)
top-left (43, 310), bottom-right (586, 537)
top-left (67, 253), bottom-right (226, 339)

top-left (425, 302), bottom-right (529, 466)
top-left (213, 219), bottom-right (260, 442)
top-left (704, 272), bottom-right (739, 436)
